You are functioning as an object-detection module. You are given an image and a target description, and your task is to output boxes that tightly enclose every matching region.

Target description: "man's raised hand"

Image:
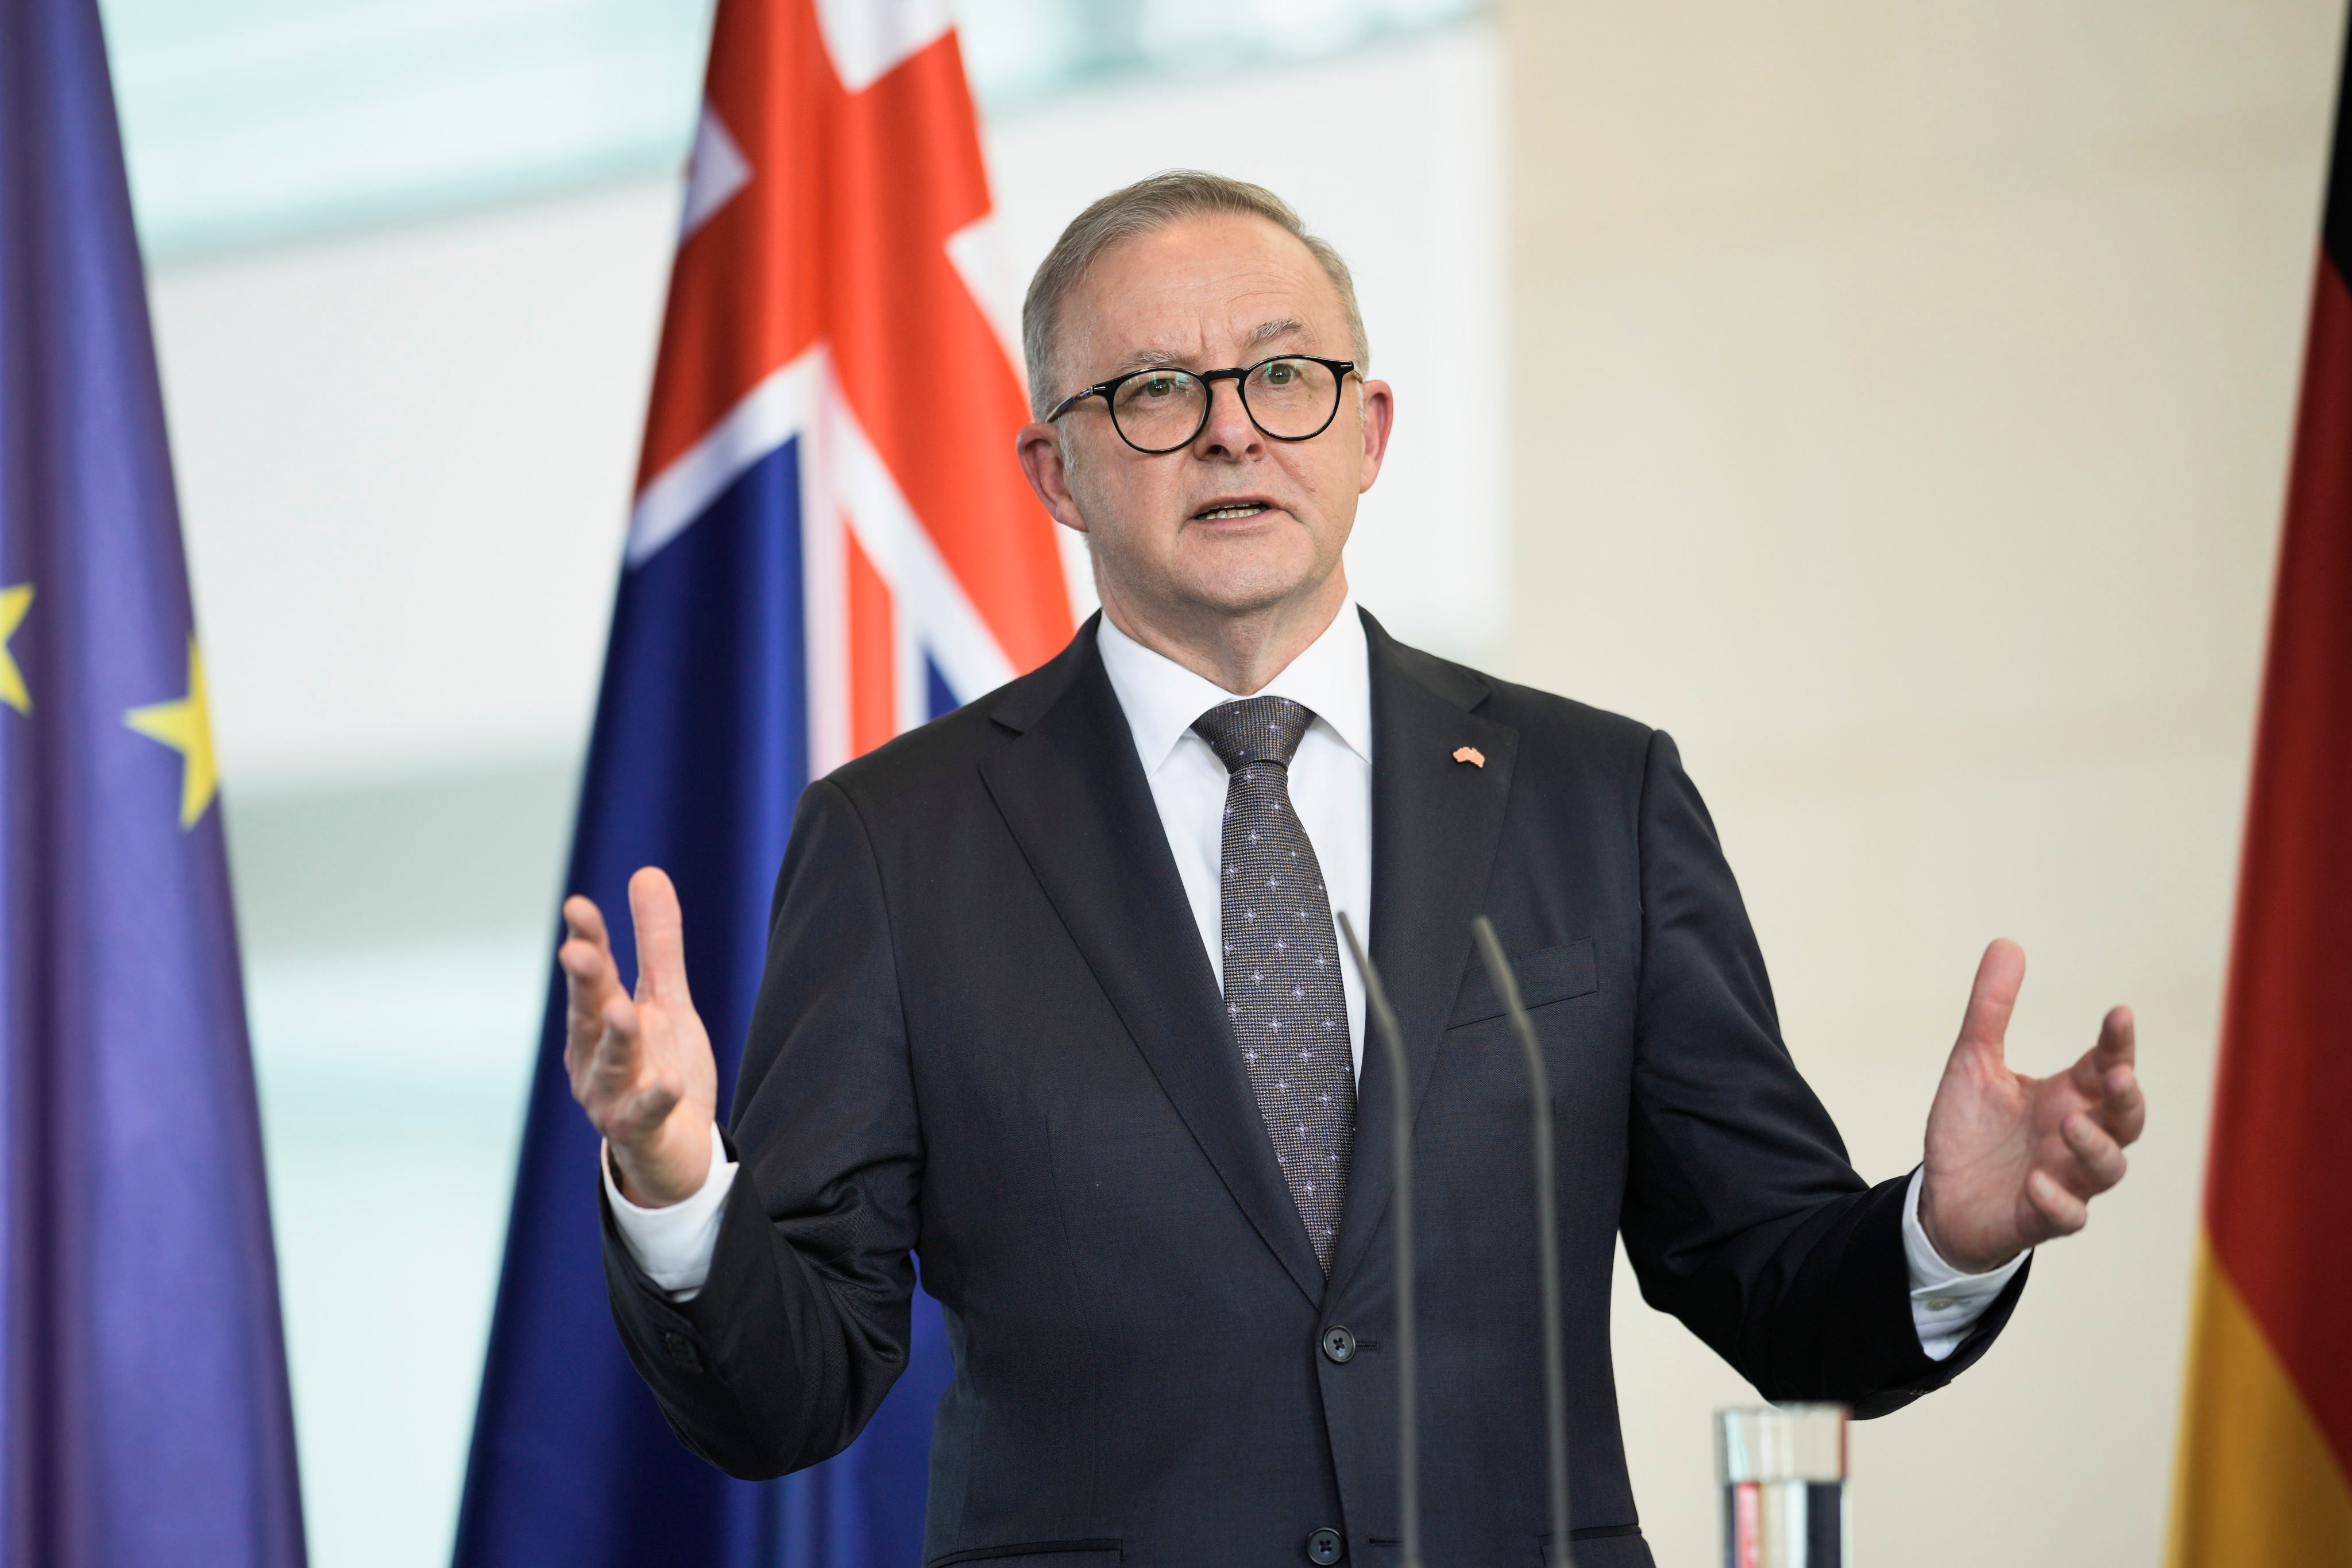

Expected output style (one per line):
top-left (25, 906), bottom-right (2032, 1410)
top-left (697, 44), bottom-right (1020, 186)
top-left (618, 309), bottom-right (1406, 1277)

top-left (561, 867), bottom-right (718, 1208)
top-left (1918, 939), bottom-right (2145, 1273)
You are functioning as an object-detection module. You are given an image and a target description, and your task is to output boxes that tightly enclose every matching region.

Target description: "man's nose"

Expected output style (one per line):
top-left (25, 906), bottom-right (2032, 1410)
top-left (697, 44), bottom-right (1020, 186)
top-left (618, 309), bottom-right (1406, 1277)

top-left (1194, 377), bottom-right (1260, 456)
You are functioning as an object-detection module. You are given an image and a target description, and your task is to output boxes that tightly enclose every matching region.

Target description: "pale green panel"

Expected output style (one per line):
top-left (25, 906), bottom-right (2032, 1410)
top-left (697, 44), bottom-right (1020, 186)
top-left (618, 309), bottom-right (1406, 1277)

top-left (101, 0), bottom-right (716, 257)
top-left (960, 0), bottom-right (1485, 104)
top-left (100, 0), bottom-right (1480, 261)
top-left (248, 937), bottom-right (546, 1568)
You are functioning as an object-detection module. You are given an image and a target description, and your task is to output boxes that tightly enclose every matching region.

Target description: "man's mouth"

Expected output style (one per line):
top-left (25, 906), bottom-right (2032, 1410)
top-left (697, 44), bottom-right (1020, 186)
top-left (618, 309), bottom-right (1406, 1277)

top-left (1193, 501), bottom-right (1273, 522)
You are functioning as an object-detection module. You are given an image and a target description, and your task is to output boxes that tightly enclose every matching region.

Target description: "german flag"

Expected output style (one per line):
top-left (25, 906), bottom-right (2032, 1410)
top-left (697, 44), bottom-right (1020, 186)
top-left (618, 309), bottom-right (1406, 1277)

top-left (2165, 25), bottom-right (2352, 1563)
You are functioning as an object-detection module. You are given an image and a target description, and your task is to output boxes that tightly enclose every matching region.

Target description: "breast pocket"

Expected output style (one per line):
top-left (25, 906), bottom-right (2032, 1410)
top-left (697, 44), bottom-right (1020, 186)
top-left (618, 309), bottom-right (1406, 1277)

top-left (1445, 938), bottom-right (1598, 1029)
top-left (928, 1544), bottom-right (1121, 1568)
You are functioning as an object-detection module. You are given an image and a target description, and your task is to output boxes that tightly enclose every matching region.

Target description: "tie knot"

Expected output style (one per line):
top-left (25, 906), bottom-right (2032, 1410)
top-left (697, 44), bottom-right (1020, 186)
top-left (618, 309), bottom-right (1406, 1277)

top-left (1193, 695), bottom-right (1314, 772)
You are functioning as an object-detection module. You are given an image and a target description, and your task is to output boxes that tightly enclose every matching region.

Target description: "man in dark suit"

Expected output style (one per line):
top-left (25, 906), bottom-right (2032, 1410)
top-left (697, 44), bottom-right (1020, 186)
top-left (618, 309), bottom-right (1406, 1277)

top-left (556, 172), bottom-right (2146, 1566)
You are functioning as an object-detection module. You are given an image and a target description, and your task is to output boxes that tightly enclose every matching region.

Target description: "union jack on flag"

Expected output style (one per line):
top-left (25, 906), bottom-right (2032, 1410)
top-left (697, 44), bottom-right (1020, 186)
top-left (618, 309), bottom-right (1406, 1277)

top-left (635, 0), bottom-right (1072, 758)
top-left (457, 2), bottom-right (1071, 1562)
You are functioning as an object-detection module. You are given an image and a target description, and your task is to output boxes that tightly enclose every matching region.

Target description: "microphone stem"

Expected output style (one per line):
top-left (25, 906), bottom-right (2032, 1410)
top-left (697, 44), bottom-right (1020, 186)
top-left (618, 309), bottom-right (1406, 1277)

top-left (1473, 917), bottom-right (1574, 1567)
top-left (1339, 915), bottom-right (1421, 1568)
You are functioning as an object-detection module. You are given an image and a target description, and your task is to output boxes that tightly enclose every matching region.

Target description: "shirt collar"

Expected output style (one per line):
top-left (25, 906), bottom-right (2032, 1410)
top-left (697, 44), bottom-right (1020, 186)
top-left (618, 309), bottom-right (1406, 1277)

top-left (1096, 596), bottom-right (1372, 776)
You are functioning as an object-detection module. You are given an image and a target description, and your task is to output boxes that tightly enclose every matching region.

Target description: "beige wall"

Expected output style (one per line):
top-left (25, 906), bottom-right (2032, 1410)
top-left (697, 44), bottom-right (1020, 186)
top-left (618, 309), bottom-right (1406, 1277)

top-left (1499, 2), bottom-right (2341, 1563)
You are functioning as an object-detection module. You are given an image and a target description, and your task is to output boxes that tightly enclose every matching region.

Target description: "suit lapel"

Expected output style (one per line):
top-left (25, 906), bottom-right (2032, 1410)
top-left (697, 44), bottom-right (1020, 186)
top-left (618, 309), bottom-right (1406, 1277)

top-left (980, 621), bottom-right (1328, 1307)
top-left (1327, 611), bottom-right (1519, 1296)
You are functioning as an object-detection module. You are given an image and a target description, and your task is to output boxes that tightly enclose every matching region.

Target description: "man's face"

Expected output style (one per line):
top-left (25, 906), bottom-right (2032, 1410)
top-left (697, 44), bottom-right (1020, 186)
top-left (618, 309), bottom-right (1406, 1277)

top-left (1016, 213), bottom-right (1393, 632)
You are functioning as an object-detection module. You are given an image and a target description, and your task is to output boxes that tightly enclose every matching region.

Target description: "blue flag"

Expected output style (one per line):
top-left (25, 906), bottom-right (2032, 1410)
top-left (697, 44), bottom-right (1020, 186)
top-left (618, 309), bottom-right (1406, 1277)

top-left (0, 0), bottom-right (308, 1563)
top-left (451, 437), bottom-right (957, 1568)
top-left (455, 3), bottom-right (1074, 1557)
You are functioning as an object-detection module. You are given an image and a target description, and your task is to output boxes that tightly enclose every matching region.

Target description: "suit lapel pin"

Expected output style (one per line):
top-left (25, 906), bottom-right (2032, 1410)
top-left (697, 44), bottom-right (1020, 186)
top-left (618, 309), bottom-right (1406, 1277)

top-left (1452, 746), bottom-right (1486, 768)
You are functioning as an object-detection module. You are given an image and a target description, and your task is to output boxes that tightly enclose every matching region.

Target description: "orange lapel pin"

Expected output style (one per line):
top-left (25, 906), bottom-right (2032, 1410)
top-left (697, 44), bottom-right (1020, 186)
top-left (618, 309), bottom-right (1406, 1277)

top-left (1452, 746), bottom-right (1486, 768)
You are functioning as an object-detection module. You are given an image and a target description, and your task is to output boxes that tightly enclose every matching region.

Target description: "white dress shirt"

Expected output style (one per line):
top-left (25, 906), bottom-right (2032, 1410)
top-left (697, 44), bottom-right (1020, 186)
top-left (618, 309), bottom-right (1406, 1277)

top-left (1093, 597), bottom-right (1373, 1080)
top-left (607, 603), bottom-right (2025, 1357)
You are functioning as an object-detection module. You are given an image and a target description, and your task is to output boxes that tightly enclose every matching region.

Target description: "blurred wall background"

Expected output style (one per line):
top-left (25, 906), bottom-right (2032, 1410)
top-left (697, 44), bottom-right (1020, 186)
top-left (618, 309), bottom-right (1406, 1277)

top-left (112, 0), bottom-right (2339, 1563)
top-left (1500, 3), bottom-right (2342, 1565)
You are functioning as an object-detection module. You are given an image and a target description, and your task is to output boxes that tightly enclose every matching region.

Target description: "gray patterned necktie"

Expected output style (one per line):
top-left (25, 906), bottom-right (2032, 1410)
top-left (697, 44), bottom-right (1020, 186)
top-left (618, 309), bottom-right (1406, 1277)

top-left (1193, 696), bottom-right (1355, 1273)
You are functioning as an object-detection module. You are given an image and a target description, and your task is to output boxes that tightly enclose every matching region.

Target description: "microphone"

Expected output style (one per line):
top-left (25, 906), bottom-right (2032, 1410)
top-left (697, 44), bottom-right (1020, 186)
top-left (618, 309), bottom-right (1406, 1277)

top-left (1470, 916), bottom-right (1575, 1567)
top-left (1335, 913), bottom-right (1422, 1568)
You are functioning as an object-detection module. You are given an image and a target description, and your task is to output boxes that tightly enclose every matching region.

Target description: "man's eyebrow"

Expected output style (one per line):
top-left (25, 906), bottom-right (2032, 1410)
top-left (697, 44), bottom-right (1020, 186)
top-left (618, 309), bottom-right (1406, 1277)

top-left (1100, 319), bottom-right (1315, 378)
top-left (1107, 345), bottom-right (1188, 374)
top-left (1245, 318), bottom-right (1308, 348)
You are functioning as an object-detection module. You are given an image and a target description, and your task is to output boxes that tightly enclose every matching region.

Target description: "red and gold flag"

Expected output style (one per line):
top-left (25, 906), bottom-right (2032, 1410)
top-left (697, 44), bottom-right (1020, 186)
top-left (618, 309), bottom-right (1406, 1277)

top-left (2166, 28), bottom-right (2352, 1563)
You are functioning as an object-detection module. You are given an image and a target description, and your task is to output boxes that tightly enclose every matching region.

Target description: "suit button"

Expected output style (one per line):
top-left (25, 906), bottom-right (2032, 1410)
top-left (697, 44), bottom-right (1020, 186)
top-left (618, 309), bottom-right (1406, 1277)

top-left (1319, 1325), bottom-right (1357, 1365)
top-left (1306, 1527), bottom-right (1345, 1564)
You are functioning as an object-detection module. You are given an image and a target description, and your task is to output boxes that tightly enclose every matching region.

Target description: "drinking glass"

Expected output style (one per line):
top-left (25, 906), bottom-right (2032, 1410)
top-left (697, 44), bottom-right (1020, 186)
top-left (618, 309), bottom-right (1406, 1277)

top-left (1716, 1404), bottom-right (1848, 1567)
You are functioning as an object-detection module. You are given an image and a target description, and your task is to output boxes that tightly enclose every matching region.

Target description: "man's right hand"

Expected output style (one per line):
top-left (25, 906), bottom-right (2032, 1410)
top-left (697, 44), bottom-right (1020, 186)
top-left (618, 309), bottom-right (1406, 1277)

top-left (561, 866), bottom-right (718, 1207)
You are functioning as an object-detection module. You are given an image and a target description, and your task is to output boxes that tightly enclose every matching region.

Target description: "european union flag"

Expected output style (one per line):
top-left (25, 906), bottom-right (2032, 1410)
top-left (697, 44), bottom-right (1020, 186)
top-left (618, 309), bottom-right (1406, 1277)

top-left (0, 0), bottom-right (307, 1562)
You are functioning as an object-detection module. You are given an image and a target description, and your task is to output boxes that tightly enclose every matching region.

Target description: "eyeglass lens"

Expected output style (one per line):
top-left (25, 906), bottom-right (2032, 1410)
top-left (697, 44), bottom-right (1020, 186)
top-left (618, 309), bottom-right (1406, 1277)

top-left (1109, 358), bottom-right (1342, 451)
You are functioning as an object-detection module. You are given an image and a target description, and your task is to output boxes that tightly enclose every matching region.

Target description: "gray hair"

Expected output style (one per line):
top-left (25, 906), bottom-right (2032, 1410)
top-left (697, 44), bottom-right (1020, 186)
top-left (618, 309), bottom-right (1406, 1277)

top-left (1020, 169), bottom-right (1371, 418)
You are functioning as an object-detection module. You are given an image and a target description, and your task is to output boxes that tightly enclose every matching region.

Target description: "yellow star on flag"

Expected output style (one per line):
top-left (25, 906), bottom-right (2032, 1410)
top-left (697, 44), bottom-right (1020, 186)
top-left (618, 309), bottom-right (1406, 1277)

top-left (124, 639), bottom-right (219, 829)
top-left (0, 582), bottom-right (32, 715)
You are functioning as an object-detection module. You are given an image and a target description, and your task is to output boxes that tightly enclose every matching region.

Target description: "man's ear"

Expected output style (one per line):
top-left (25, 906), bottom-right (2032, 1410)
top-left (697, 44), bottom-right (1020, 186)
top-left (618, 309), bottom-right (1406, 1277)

top-left (1016, 421), bottom-right (1091, 534)
top-left (1355, 377), bottom-right (1395, 495)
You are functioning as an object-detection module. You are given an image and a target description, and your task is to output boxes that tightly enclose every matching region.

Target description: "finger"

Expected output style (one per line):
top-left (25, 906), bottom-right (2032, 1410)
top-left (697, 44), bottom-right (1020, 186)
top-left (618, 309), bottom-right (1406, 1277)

top-left (2097, 1005), bottom-right (2135, 1067)
top-left (2099, 1063), bottom-right (2147, 1146)
top-left (595, 994), bottom-right (644, 1082)
top-left (2069, 1005), bottom-right (2136, 1095)
top-left (558, 911), bottom-right (625, 1080)
top-left (2065, 1044), bottom-right (2144, 1144)
top-left (559, 898), bottom-right (621, 1007)
top-left (558, 937), bottom-right (604, 984)
top-left (2026, 1168), bottom-right (2088, 1236)
top-left (1952, 939), bottom-right (2026, 1066)
top-left (628, 867), bottom-right (693, 1007)
top-left (566, 986), bottom-right (639, 1107)
top-left (2060, 1111), bottom-right (2129, 1193)
top-left (559, 933), bottom-right (620, 995)
top-left (562, 894), bottom-right (611, 952)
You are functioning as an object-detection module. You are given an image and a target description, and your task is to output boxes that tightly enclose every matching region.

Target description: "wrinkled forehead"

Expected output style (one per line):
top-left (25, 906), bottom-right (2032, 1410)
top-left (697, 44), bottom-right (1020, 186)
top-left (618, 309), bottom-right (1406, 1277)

top-left (1064, 214), bottom-right (1350, 377)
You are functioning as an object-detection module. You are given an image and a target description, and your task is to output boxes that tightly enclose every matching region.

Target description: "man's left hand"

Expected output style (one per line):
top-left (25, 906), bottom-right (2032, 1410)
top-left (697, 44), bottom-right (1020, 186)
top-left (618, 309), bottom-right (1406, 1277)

top-left (1918, 939), bottom-right (2145, 1273)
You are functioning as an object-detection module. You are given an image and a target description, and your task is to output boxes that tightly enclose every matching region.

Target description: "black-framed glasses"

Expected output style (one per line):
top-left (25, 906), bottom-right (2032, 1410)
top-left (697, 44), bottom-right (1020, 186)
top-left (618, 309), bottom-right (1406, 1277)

top-left (1046, 355), bottom-right (1359, 454)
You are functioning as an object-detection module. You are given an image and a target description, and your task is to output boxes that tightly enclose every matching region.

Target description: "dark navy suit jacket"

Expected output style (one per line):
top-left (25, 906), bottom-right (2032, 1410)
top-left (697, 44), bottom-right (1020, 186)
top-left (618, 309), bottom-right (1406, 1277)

top-left (603, 611), bottom-right (2025, 1567)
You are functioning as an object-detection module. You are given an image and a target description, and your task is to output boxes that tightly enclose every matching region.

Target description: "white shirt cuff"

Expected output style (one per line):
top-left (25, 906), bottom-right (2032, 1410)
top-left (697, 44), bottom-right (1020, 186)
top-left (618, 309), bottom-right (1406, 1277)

top-left (602, 1122), bottom-right (737, 1301)
top-left (1902, 1166), bottom-right (2027, 1360)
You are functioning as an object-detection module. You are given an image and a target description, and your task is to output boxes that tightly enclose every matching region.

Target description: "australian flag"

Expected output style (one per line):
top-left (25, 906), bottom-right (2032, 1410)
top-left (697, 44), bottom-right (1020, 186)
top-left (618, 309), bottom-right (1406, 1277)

top-left (0, 0), bottom-right (308, 1563)
top-left (454, 1), bottom-right (1073, 1564)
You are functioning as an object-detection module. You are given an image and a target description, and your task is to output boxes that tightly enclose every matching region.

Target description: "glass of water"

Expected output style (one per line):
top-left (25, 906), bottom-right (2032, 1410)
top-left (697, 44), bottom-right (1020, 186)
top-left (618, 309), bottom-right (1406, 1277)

top-left (1716, 1404), bottom-right (1849, 1567)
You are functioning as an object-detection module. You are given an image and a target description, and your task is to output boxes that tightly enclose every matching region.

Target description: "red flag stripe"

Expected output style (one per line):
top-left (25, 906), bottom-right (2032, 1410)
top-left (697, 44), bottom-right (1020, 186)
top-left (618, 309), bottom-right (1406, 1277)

top-left (635, 0), bottom-right (1070, 679)
top-left (2202, 245), bottom-right (2352, 1481)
